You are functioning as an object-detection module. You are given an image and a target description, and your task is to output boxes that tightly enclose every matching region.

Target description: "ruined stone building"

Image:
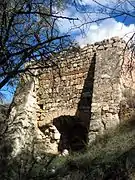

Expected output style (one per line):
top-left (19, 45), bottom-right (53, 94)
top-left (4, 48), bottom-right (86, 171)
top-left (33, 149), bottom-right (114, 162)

top-left (6, 37), bottom-right (135, 157)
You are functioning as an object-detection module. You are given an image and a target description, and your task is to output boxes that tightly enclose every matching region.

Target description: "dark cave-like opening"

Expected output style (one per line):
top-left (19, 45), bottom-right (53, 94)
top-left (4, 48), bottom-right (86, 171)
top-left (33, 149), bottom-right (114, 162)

top-left (53, 115), bottom-right (88, 153)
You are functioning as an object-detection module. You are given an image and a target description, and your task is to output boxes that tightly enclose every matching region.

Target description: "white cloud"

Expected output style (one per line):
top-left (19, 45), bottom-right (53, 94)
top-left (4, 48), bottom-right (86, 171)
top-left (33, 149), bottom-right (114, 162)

top-left (75, 19), bottom-right (135, 47)
top-left (57, 8), bottom-right (92, 34)
top-left (56, 2), bottom-right (135, 47)
top-left (57, 9), bottom-right (73, 33)
top-left (57, 7), bottom-right (108, 35)
top-left (80, 0), bottom-right (113, 5)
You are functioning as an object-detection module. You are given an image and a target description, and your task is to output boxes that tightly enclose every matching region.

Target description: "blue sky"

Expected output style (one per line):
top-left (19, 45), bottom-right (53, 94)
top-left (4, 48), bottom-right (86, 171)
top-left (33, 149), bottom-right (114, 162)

top-left (116, 16), bottom-right (135, 25)
top-left (1, 0), bottom-right (135, 104)
top-left (1, 85), bottom-right (16, 104)
top-left (58, 0), bottom-right (135, 46)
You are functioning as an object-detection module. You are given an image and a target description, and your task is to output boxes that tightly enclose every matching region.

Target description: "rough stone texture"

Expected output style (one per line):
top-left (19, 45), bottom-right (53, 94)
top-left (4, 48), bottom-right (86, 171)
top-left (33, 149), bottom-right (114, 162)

top-left (36, 37), bottom-right (127, 145)
top-left (89, 46), bottom-right (123, 141)
top-left (5, 80), bottom-right (42, 157)
top-left (7, 37), bottom-right (135, 155)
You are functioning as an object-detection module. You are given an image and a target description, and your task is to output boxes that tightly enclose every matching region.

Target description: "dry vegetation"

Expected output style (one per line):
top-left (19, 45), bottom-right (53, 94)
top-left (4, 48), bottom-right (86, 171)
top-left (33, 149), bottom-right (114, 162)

top-left (46, 113), bottom-right (135, 179)
top-left (1, 103), bottom-right (135, 179)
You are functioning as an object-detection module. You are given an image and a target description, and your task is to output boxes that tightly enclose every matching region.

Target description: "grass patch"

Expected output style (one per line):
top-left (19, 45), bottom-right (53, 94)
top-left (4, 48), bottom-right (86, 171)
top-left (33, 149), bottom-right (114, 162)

top-left (2, 117), bottom-right (135, 180)
top-left (48, 118), bottom-right (135, 179)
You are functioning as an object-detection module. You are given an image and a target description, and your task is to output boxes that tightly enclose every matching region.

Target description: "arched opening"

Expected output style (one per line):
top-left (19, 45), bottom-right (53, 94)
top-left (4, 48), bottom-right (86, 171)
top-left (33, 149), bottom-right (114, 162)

top-left (53, 115), bottom-right (88, 153)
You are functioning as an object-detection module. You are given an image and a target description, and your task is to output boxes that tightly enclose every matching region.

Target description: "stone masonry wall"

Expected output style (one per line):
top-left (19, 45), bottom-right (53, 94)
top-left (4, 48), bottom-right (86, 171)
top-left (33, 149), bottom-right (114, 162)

top-left (7, 37), bottom-right (135, 156)
top-left (89, 42), bottom-right (123, 142)
top-left (5, 79), bottom-right (42, 157)
top-left (37, 48), bottom-right (95, 127)
top-left (36, 37), bottom-right (126, 143)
